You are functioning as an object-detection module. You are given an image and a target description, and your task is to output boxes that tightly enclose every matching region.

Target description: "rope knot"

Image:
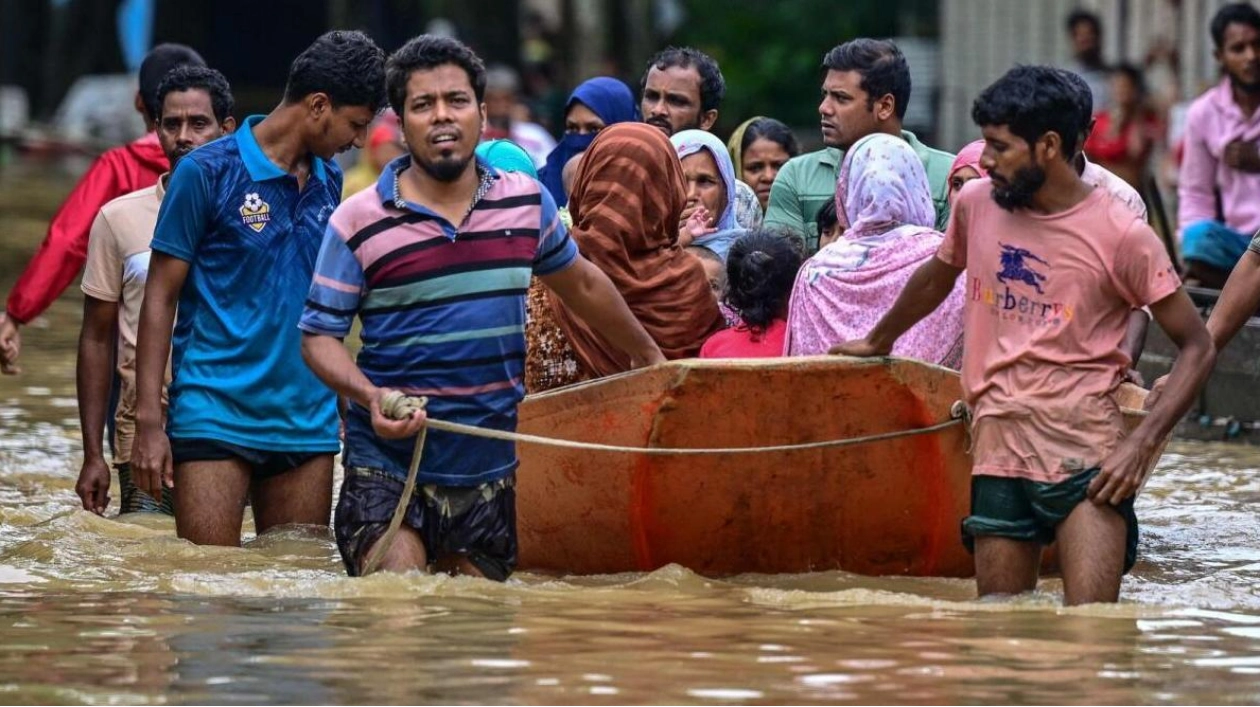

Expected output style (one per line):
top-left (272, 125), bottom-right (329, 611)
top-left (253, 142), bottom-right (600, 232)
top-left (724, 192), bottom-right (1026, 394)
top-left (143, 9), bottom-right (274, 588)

top-left (380, 390), bottom-right (428, 421)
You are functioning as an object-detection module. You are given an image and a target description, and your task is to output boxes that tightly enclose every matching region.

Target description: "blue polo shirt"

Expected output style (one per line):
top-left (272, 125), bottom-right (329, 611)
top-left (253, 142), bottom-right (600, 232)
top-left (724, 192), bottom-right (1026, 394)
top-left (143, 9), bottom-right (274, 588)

top-left (150, 115), bottom-right (341, 451)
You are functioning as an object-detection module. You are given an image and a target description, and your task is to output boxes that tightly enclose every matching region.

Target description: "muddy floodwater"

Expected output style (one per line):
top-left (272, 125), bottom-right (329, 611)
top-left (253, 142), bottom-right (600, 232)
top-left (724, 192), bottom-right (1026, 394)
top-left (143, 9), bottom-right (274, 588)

top-left (2, 168), bottom-right (1260, 705)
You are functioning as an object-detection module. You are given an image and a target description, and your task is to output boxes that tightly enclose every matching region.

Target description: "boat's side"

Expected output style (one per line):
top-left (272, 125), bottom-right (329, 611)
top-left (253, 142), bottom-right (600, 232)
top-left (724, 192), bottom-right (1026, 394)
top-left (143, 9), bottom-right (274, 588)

top-left (515, 357), bottom-right (975, 577)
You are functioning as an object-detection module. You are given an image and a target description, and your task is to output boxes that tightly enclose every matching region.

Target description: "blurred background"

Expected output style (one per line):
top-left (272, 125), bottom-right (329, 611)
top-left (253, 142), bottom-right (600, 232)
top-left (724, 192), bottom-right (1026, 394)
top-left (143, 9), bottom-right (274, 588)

top-left (0, 0), bottom-right (1244, 237)
top-left (0, 0), bottom-right (1235, 148)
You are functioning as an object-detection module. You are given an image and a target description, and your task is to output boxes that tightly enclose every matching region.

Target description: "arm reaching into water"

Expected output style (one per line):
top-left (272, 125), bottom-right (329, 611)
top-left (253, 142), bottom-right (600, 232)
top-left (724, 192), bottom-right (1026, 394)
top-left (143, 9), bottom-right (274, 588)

top-left (131, 252), bottom-right (186, 501)
top-left (539, 257), bottom-right (666, 368)
top-left (1091, 288), bottom-right (1214, 505)
top-left (75, 296), bottom-right (119, 514)
top-left (829, 256), bottom-right (965, 357)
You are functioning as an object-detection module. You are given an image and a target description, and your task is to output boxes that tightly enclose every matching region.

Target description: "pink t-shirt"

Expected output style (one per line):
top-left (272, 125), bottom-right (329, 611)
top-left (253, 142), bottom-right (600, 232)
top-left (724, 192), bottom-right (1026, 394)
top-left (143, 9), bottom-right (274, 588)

top-left (938, 180), bottom-right (1180, 482)
top-left (700, 319), bottom-right (787, 358)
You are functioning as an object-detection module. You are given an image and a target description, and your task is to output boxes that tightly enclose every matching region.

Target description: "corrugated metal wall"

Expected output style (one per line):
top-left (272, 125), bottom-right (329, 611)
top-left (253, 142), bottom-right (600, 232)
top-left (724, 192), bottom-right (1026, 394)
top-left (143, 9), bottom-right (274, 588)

top-left (938, 0), bottom-right (1230, 151)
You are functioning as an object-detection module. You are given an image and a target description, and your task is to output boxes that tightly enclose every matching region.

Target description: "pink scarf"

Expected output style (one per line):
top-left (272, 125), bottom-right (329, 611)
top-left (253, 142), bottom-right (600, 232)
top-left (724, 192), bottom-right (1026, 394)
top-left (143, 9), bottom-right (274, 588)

top-left (949, 139), bottom-right (987, 181)
top-left (786, 134), bottom-right (965, 365)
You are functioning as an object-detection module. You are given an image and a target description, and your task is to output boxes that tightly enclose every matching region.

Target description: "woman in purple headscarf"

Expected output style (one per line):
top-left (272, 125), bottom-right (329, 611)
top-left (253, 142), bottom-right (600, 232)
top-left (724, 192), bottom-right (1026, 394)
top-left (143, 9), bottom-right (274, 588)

top-left (538, 77), bottom-right (639, 206)
top-left (785, 133), bottom-right (966, 367)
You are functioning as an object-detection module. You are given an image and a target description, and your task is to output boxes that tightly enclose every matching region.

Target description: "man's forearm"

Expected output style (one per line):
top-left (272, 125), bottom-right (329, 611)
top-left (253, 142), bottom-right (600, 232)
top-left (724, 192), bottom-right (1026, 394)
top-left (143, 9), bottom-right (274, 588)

top-left (301, 333), bottom-right (377, 407)
top-left (869, 258), bottom-right (961, 352)
top-left (1206, 251), bottom-right (1260, 352)
top-left (545, 261), bottom-right (661, 361)
top-left (76, 328), bottom-right (114, 463)
top-left (1123, 309), bottom-right (1150, 363)
top-left (1134, 335), bottom-right (1214, 447)
top-left (135, 296), bottom-right (177, 427)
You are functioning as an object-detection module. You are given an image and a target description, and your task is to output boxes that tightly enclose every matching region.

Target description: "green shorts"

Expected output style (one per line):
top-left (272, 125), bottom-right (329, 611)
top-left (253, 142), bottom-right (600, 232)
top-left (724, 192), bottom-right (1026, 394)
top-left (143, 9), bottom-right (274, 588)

top-left (961, 467), bottom-right (1139, 573)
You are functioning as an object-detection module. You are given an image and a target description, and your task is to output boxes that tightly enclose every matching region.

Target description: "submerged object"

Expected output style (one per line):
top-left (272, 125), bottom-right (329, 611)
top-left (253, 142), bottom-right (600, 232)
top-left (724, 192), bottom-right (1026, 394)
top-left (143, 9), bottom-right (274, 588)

top-left (515, 356), bottom-right (1154, 578)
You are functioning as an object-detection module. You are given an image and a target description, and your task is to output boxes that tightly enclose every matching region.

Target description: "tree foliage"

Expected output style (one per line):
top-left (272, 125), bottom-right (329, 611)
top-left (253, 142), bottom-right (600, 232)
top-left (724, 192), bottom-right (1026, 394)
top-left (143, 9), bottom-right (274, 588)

top-left (668, 0), bottom-right (934, 139)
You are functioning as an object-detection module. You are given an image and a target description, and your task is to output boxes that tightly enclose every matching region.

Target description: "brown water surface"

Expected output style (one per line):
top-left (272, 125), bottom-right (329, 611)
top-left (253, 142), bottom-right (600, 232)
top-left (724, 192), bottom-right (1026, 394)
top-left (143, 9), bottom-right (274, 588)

top-left (1, 168), bottom-right (1259, 704)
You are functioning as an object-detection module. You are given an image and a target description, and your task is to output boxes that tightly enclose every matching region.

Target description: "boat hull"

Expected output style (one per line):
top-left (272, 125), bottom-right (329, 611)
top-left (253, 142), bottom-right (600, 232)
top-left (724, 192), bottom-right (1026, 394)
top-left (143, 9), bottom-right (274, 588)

top-left (515, 357), bottom-right (1152, 578)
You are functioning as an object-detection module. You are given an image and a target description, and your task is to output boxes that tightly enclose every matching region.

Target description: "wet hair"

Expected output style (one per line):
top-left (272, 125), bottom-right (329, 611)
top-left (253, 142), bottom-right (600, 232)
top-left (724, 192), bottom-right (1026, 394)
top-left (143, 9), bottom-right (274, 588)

top-left (138, 44), bottom-right (205, 120)
top-left (283, 30), bottom-right (387, 111)
top-left (1056, 68), bottom-right (1094, 149)
top-left (972, 65), bottom-right (1081, 161)
top-left (815, 199), bottom-right (838, 235)
top-left (640, 46), bottom-right (726, 113)
top-left (156, 65), bottom-right (234, 123)
top-left (1065, 9), bottom-right (1101, 35)
top-left (740, 117), bottom-right (800, 161)
top-left (724, 230), bottom-right (803, 331)
top-left (822, 39), bottom-right (911, 120)
top-left (1211, 2), bottom-right (1260, 50)
top-left (386, 34), bottom-right (488, 115)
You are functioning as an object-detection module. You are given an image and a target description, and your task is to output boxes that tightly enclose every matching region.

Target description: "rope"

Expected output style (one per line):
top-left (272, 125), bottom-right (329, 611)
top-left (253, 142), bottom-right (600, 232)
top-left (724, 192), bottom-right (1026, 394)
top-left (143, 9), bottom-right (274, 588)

top-left (423, 414), bottom-right (964, 454)
top-left (359, 390), bottom-right (968, 575)
top-left (361, 391), bottom-right (428, 576)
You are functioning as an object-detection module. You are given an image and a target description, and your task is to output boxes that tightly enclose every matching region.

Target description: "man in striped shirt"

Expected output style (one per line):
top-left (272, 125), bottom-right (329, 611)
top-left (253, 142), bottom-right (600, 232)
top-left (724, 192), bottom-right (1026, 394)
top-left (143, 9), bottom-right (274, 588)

top-left (300, 35), bottom-right (664, 580)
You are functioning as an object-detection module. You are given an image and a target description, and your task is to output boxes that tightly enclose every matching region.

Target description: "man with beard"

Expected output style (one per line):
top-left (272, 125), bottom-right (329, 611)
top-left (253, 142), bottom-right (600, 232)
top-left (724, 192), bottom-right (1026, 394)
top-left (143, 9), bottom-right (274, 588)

top-left (76, 65), bottom-right (236, 516)
top-left (1178, 2), bottom-right (1260, 288)
top-left (639, 46), bottom-right (724, 136)
top-left (763, 39), bottom-right (954, 253)
top-left (299, 35), bottom-right (665, 579)
top-left (831, 65), bottom-right (1214, 606)
top-left (131, 31), bottom-right (386, 546)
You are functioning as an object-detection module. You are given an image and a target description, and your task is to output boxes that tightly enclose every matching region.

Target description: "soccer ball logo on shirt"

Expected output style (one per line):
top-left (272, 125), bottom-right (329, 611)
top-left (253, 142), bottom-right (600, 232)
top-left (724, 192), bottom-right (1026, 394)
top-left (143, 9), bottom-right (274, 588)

top-left (239, 192), bottom-right (271, 233)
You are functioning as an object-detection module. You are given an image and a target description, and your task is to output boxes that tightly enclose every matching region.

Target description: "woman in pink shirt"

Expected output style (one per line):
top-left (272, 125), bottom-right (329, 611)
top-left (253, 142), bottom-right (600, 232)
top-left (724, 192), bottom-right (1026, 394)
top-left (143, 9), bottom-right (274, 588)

top-left (700, 230), bottom-right (801, 358)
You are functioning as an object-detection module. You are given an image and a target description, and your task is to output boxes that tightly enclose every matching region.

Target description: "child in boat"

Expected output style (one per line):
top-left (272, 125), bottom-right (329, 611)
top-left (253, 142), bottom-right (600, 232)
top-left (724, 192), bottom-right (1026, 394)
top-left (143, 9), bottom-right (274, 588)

top-left (816, 200), bottom-right (840, 249)
top-left (832, 65), bottom-right (1214, 606)
top-left (700, 230), bottom-right (802, 358)
top-left (686, 244), bottom-right (727, 301)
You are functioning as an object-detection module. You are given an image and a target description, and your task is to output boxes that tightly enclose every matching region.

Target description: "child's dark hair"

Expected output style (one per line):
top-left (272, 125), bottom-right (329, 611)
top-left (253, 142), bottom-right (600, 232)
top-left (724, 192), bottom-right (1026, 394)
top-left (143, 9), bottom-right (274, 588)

top-left (724, 230), bottom-right (803, 331)
top-left (815, 199), bottom-right (838, 235)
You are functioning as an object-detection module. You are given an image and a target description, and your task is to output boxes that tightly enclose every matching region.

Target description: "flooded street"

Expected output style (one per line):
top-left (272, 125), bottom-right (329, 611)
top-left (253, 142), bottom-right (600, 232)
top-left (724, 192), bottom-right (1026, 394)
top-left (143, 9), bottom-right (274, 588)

top-left (2, 169), bottom-right (1260, 704)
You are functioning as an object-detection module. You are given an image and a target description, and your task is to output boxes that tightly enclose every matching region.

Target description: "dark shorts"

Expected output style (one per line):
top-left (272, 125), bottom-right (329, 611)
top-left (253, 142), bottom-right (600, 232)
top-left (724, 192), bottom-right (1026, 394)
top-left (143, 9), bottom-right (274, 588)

top-left (170, 438), bottom-right (329, 480)
top-left (116, 462), bottom-right (175, 515)
top-left (961, 467), bottom-right (1140, 573)
top-left (334, 467), bottom-right (517, 581)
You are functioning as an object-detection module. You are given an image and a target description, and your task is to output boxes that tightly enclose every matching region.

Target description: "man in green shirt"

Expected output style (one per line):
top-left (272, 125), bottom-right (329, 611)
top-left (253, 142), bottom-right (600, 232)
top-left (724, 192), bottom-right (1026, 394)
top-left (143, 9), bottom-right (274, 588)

top-left (764, 38), bottom-right (955, 252)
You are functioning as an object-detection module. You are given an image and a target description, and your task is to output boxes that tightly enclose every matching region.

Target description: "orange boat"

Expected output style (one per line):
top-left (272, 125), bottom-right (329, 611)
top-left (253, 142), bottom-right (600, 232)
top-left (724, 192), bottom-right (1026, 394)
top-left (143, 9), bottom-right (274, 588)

top-left (514, 357), bottom-right (1153, 578)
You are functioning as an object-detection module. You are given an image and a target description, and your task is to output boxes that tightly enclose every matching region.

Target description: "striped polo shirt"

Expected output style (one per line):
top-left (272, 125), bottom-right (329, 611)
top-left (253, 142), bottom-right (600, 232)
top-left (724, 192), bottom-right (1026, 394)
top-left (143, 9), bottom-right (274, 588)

top-left (299, 156), bottom-right (578, 485)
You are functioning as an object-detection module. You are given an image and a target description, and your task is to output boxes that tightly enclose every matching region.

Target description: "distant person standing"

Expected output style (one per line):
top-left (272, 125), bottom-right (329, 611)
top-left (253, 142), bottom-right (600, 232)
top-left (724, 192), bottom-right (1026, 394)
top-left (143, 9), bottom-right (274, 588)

top-left (131, 31), bottom-right (387, 546)
top-left (1084, 64), bottom-right (1159, 190)
top-left (639, 46), bottom-right (724, 136)
top-left (75, 66), bottom-right (237, 516)
top-left (1066, 9), bottom-right (1111, 112)
top-left (0, 44), bottom-right (205, 375)
top-left (1178, 2), bottom-right (1260, 288)
top-left (482, 65), bottom-right (555, 169)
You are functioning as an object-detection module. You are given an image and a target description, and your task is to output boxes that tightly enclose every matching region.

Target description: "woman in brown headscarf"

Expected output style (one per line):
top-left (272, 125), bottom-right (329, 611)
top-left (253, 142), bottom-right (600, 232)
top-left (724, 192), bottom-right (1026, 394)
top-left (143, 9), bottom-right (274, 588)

top-left (525, 123), bottom-right (724, 391)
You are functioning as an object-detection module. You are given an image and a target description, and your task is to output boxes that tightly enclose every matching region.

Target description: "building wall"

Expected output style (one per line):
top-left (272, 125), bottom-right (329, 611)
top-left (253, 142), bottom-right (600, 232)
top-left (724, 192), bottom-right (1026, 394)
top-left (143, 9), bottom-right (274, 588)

top-left (938, 0), bottom-right (1229, 151)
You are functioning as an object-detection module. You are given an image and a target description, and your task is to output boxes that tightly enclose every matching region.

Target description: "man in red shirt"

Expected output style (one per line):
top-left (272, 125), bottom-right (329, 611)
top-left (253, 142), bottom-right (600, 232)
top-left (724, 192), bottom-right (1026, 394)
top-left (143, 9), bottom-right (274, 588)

top-left (0, 43), bottom-right (204, 374)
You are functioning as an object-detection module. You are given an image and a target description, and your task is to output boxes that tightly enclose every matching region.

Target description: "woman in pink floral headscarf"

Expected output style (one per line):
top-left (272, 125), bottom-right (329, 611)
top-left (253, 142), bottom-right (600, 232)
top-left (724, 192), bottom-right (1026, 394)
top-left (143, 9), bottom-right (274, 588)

top-left (785, 133), bottom-right (966, 367)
